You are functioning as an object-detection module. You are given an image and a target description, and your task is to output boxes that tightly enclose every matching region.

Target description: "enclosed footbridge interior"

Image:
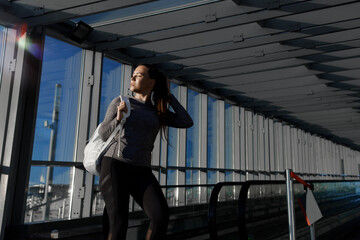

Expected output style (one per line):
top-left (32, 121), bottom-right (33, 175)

top-left (0, 0), bottom-right (360, 239)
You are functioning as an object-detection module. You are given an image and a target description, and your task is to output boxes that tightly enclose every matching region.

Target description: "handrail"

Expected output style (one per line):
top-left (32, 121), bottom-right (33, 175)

top-left (208, 182), bottom-right (243, 240)
top-left (209, 179), bottom-right (360, 240)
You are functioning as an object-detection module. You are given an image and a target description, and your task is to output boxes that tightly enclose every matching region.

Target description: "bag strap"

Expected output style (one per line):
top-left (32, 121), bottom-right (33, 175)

top-left (101, 95), bottom-right (131, 151)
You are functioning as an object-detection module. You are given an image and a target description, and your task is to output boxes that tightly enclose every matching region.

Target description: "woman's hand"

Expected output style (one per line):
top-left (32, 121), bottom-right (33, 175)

top-left (116, 101), bottom-right (128, 122)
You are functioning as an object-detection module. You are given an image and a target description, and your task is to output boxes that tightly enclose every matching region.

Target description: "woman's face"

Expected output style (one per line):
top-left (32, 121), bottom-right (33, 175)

top-left (130, 65), bottom-right (155, 94)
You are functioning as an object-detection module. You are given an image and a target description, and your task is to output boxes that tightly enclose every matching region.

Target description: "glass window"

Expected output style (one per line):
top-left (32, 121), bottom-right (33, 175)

top-left (186, 89), bottom-right (200, 168)
top-left (225, 103), bottom-right (233, 169)
top-left (26, 36), bottom-right (82, 223)
top-left (31, 36), bottom-right (82, 162)
top-left (0, 25), bottom-right (5, 88)
top-left (166, 170), bottom-right (177, 207)
top-left (207, 96), bottom-right (218, 168)
top-left (167, 82), bottom-right (179, 166)
top-left (99, 57), bottom-right (123, 122)
top-left (25, 166), bottom-right (74, 222)
top-left (186, 170), bottom-right (200, 204)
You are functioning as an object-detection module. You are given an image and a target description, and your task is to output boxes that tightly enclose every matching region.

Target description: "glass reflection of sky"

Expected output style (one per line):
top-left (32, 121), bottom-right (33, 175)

top-left (30, 36), bottom-right (82, 186)
top-left (75, 0), bottom-right (216, 26)
top-left (186, 89), bottom-right (200, 168)
top-left (99, 57), bottom-right (123, 123)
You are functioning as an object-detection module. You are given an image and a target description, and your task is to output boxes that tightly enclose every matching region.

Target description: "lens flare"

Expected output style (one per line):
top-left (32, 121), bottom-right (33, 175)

top-left (16, 23), bottom-right (43, 59)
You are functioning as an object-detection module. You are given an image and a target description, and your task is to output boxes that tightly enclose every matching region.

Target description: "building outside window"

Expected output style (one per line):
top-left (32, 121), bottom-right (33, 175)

top-left (25, 36), bottom-right (82, 223)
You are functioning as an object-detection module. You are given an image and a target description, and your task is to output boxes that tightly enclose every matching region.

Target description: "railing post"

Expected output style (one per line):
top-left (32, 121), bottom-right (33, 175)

top-left (286, 169), bottom-right (296, 240)
top-left (310, 224), bottom-right (315, 240)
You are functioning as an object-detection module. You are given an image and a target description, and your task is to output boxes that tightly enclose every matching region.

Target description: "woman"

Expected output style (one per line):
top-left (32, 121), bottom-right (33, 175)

top-left (98, 64), bottom-right (193, 240)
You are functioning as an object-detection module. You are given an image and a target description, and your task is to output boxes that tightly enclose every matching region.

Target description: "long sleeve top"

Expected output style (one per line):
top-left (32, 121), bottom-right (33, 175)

top-left (98, 94), bottom-right (193, 167)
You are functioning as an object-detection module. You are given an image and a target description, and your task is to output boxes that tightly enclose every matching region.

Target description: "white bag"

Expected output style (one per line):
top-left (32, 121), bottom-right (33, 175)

top-left (83, 96), bottom-right (131, 176)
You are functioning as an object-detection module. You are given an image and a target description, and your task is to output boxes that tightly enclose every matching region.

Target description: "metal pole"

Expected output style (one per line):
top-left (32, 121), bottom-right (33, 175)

top-left (286, 169), bottom-right (296, 240)
top-left (42, 84), bottom-right (61, 220)
top-left (310, 224), bottom-right (316, 240)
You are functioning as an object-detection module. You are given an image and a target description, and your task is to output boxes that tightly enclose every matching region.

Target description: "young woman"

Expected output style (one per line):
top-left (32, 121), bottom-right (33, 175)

top-left (98, 64), bottom-right (193, 240)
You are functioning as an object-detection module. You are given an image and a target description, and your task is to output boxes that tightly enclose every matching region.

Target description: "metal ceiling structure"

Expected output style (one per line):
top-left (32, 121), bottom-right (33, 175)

top-left (1, 0), bottom-right (360, 150)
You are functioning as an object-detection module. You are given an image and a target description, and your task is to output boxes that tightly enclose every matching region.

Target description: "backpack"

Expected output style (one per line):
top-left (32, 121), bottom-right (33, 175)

top-left (83, 96), bottom-right (131, 175)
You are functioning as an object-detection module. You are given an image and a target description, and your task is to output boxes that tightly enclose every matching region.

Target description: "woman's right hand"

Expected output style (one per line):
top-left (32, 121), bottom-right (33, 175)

top-left (116, 101), bottom-right (128, 122)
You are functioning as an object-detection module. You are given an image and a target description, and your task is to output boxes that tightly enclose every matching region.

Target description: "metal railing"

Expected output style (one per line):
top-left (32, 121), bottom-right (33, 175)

top-left (208, 173), bottom-right (360, 240)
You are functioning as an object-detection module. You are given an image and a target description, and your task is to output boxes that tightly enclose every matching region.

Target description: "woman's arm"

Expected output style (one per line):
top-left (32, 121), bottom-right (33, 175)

top-left (165, 94), bottom-right (193, 128)
top-left (98, 97), bottom-right (120, 141)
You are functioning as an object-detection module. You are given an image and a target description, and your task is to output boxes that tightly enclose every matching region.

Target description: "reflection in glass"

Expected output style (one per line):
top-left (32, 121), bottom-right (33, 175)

top-left (166, 170), bottom-right (177, 207)
top-left (0, 25), bottom-right (5, 88)
top-left (92, 175), bottom-right (104, 216)
top-left (186, 170), bottom-right (200, 204)
top-left (31, 36), bottom-right (82, 162)
top-left (186, 89), bottom-right (200, 168)
top-left (167, 83), bottom-right (179, 166)
top-left (207, 97), bottom-right (217, 168)
top-left (225, 103), bottom-right (233, 169)
top-left (99, 57), bottom-right (123, 123)
top-left (207, 170), bottom-right (217, 199)
top-left (25, 166), bottom-right (73, 223)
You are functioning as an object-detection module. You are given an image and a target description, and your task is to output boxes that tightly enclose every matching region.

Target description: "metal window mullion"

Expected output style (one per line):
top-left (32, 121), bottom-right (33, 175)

top-left (82, 51), bottom-right (103, 217)
top-left (245, 111), bottom-right (253, 180)
top-left (253, 114), bottom-right (258, 179)
top-left (258, 115), bottom-right (265, 180)
top-left (264, 118), bottom-right (270, 180)
top-left (121, 64), bottom-right (132, 97)
top-left (233, 106), bottom-right (240, 171)
top-left (240, 108), bottom-right (246, 180)
top-left (0, 28), bottom-right (16, 167)
top-left (305, 133), bottom-right (310, 175)
top-left (218, 100), bottom-right (224, 170)
top-left (200, 93), bottom-right (207, 169)
top-left (298, 130), bottom-right (304, 174)
top-left (290, 128), bottom-right (297, 173)
top-left (199, 93), bottom-right (207, 203)
top-left (0, 28), bottom-right (28, 231)
top-left (70, 49), bottom-right (94, 219)
top-left (268, 119), bottom-right (275, 179)
top-left (284, 125), bottom-right (291, 170)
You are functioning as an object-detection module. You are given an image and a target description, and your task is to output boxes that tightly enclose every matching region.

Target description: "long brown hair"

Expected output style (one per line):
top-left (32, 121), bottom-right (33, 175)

top-left (140, 64), bottom-right (170, 137)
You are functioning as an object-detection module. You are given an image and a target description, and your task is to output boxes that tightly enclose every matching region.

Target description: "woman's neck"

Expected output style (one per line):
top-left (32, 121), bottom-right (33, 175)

top-left (134, 92), bottom-right (151, 102)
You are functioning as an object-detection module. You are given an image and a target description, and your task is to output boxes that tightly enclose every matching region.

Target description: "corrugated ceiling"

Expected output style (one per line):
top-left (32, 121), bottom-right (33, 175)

top-left (1, 0), bottom-right (360, 150)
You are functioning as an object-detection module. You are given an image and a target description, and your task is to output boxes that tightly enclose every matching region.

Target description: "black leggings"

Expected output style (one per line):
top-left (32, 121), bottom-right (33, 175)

top-left (100, 157), bottom-right (169, 240)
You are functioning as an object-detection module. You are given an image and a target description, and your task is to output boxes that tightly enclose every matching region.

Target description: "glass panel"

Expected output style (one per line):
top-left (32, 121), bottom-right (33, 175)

top-left (167, 83), bottom-right (179, 166)
top-left (91, 176), bottom-right (104, 216)
top-left (0, 25), bottom-right (5, 88)
top-left (207, 96), bottom-right (217, 168)
top-left (25, 166), bottom-right (73, 223)
top-left (186, 170), bottom-right (200, 204)
top-left (99, 57), bottom-right (123, 123)
top-left (31, 36), bottom-right (82, 162)
top-left (166, 170), bottom-right (177, 207)
top-left (225, 103), bottom-right (233, 169)
top-left (207, 170), bottom-right (217, 199)
top-left (186, 89), bottom-right (200, 168)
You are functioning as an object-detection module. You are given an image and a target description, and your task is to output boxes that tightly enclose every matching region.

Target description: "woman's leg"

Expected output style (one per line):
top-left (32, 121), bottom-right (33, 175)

top-left (131, 168), bottom-right (169, 240)
top-left (100, 157), bottom-right (130, 240)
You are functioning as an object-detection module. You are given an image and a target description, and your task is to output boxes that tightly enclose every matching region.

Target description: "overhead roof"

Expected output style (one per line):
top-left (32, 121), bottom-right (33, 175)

top-left (1, 0), bottom-right (360, 150)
